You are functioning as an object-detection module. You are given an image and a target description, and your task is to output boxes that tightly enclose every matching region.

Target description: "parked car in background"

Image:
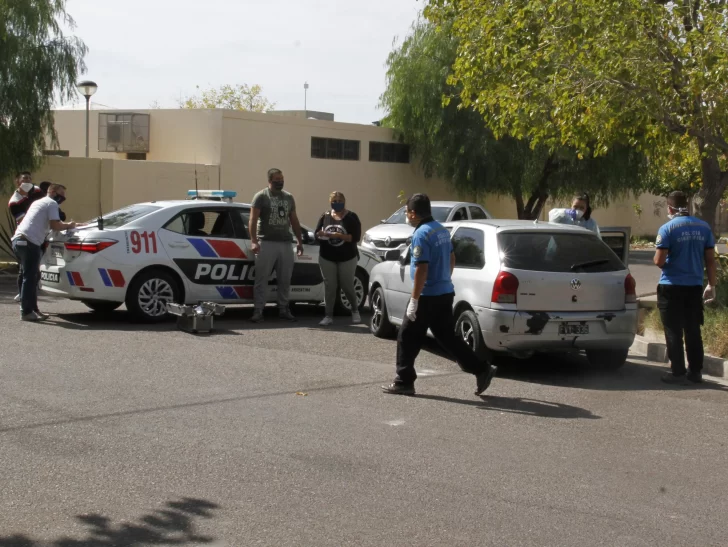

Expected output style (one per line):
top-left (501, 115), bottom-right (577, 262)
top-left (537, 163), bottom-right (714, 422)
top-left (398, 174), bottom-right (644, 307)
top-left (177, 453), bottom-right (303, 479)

top-left (368, 219), bottom-right (637, 369)
top-left (361, 201), bottom-right (491, 258)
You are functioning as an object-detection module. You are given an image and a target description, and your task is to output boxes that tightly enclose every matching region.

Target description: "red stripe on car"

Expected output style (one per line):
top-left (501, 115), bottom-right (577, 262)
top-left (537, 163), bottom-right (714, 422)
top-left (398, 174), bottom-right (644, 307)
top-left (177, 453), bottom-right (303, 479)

top-left (233, 286), bottom-right (253, 299)
top-left (108, 269), bottom-right (126, 288)
top-left (207, 239), bottom-right (247, 259)
top-left (70, 272), bottom-right (84, 287)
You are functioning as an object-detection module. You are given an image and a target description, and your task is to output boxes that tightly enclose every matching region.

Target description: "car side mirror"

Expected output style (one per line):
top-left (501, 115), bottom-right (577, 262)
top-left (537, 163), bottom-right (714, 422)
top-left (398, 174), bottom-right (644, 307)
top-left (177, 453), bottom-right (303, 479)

top-left (384, 249), bottom-right (400, 261)
top-left (380, 219), bottom-right (387, 224)
top-left (398, 250), bottom-right (409, 266)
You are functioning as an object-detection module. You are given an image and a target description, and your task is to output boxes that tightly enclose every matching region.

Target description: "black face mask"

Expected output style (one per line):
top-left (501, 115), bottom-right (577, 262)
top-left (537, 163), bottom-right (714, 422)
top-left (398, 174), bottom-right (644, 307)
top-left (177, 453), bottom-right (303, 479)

top-left (52, 194), bottom-right (66, 205)
top-left (271, 181), bottom-right (284, 191)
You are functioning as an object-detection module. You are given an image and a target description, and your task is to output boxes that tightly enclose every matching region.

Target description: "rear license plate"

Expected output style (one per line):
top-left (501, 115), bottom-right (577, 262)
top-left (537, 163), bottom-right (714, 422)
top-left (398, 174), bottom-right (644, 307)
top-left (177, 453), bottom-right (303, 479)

top-left (559, 323), bottom-right (589, 335)
top-left (40, 271), bottom-right (59, 283)
top-left (52, 245), bottom-right (64, 259)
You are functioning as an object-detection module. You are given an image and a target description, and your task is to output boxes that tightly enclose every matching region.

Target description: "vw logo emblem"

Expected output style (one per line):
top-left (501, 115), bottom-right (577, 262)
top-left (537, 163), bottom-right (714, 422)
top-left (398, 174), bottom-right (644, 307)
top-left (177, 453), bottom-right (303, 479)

top-left (384, 236), bottom-right (392, 247)
top-left (570, 279), bottom-right (582, 291)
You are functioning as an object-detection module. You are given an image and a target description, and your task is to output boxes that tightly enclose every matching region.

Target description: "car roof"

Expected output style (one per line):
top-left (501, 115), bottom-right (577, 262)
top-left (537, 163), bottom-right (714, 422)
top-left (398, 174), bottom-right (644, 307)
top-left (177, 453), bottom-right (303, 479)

top-left (133, 200), bottom-right (252, 208)
top-left (430, 201), bottom-right (481, 208)
top-left (443, 219), bottom-right (594, 233)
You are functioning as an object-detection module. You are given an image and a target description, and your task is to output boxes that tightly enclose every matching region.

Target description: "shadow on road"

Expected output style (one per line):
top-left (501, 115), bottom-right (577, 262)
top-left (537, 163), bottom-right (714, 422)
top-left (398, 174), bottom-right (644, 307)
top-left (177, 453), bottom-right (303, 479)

top-left (0, 497), bottom-right (219, 546)
top-left (416, 394), bottom-right (599, 419)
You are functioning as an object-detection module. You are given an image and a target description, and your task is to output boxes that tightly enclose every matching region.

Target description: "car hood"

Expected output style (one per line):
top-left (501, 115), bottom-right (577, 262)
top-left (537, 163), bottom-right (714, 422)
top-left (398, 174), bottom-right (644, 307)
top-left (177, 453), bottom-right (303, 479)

top-left (365, 223), bottom-right (414, 240)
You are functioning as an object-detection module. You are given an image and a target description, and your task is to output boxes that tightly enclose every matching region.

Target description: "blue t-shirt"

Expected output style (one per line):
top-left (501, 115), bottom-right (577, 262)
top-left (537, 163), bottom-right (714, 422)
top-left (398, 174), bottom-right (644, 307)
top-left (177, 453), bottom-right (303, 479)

top-left (656, 216), bottom-right (715, 286)
top-left (410, 219), bottom-right (455, 296)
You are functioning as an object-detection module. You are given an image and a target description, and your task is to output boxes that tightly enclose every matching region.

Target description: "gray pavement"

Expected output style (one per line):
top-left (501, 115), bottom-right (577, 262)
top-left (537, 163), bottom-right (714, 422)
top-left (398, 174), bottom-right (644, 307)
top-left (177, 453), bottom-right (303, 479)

top-left (1, 289), bottom-right (728, 546)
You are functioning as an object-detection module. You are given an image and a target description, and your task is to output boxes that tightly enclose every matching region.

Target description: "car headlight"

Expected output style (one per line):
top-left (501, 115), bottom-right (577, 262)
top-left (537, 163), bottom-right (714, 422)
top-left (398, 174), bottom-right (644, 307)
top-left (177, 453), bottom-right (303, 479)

top-left (364, 233), bottom-right (372, 244)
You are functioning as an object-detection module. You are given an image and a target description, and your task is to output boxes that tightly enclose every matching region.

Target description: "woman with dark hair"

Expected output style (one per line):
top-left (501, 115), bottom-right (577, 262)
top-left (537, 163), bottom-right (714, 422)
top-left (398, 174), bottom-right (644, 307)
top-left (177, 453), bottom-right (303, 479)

top-left (548, 192), bottom-right (601, 237)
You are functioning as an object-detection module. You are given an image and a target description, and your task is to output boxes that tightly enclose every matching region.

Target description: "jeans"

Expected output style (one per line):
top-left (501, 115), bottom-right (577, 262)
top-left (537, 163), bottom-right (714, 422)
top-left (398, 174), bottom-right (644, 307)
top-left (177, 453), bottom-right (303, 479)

top-left (253, 240), bottom-right (295, 311)
top-left (657, 284), bottom-right (704, 376)
top-left (395, 293), bottom-right (487, 385)
top-left (12, 238), bottom-right (42, 315)
top-left (319, 256), bottom-right (358, 317)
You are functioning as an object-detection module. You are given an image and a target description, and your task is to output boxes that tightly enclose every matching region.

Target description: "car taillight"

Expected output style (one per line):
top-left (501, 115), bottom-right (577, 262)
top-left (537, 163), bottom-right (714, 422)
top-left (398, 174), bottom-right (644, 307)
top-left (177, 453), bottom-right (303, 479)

top-left (492, 271), bottom-right (519, 304)
top-left (625, 273), bottom-right (637, 304)
top-left (64, 240), bottom-right (118, 254)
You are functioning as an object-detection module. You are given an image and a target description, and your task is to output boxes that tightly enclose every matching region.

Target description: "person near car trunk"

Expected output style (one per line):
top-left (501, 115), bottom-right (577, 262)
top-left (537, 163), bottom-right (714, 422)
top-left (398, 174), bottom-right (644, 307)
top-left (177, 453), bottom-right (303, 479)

top-left (382, 193), bottom-right (497, 397)
top-left (654, 191), bottom-right (717, 385)
top-left (315, 191), bottom-right (362, 326)
top-left (548, 193), bottom-right (601, 237)
top-left (248, 168), bottom-right (304, 323)
top-left (11, 184), bottom-right (76, 321)
top-left (8, 172), bottom-right (45, 303)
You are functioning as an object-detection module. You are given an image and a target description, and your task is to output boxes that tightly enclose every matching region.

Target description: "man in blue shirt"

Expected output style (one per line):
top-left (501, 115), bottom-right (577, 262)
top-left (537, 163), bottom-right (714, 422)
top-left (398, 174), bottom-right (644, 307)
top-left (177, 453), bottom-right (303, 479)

top-left (654, 191), bottom-right (718, 385)
top-left (382, 194), bottom-right (497, 396)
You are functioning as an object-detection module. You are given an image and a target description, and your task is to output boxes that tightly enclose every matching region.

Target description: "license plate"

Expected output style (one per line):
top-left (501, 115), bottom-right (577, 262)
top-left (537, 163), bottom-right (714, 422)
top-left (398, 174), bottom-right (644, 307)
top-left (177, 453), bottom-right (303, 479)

top-left (559, 323), bottom-right (589, 335)
top-left (40, 271), bottom-right (59, 283)
top-left (52, 246), bottom-right (64, 259)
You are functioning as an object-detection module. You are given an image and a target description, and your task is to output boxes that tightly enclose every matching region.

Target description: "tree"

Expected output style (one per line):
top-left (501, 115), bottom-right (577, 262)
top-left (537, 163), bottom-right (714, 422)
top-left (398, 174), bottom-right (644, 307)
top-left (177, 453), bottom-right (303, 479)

top-left (179, 84), bottom-right (275, 112)
top-left (425, 0), bottom-right (728, 230)
top-left (0, 0), bottom-right (87, 189)
top-left (380, 17), bottom-right (646, 219)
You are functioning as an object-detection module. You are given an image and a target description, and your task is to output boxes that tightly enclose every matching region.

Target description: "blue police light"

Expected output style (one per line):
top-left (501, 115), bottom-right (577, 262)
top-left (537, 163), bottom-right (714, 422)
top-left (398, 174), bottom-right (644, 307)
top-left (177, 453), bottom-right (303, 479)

top-left (187, 190), bottom-right (237, 202)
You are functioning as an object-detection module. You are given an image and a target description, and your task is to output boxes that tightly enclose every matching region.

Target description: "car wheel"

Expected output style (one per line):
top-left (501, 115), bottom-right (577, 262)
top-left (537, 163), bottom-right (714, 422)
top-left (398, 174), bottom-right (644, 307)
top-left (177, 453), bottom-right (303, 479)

top-left (125, 269), bottom-right (180, 323)
top-left (82, 300), bottom-right (122, 313)
top-left (586, 349), bottom-right (629, 370)
top-left (370, 286), bottom-right (395, 338)
top-left (335, 268), bottom-right (368, 315)
top-left (455, 309), bottom-right (489, 362)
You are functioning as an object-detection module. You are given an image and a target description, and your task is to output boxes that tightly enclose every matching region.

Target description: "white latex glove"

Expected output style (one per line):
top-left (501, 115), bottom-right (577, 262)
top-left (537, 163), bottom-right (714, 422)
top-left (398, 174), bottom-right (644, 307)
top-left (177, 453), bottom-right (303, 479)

top-left (703, 285), bottom-right (716, 304)
top-left (406, 298), bottom-right (418, 322)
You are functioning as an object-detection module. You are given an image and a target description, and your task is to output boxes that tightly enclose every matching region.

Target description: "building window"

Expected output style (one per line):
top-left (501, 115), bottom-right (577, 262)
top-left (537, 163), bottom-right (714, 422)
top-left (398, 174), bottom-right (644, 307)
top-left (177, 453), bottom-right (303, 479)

top-left (311, 137), bottom-right (360, 161)
top-left (43, 150), bottom-right (70, 157)
top-left (369, 142), bottom-right (410, 164)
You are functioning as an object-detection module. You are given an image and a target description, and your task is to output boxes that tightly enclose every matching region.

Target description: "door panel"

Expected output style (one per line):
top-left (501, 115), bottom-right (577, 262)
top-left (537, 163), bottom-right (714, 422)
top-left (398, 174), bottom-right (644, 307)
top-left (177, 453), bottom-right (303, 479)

top-left (386, 248), bottom-right (413, 320)
top-left (600, 226), bottom-right (631, 266)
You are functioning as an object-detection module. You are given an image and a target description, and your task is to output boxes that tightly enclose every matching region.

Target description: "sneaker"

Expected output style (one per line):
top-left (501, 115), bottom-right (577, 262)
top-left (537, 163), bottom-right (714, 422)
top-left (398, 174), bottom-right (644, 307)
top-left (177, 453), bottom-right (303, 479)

top-left (279, 308), bottom-right (297, 322)
top-left (475, 365), bottom-right (498, 396)
top-left (21, 311), bottom-right (47, 322)
top-left (351, 311), bottom-right (362, 324)
top-left (319, 316), bottom-right (334, 327)
top-left (250, 311), bottom-right (264, 323)
top-left (661, 372), bottom-right (689, 386)
top-left (34, 311), bottom-right (50, 321)
top-left (381, 383), bottom-right (416, 396)
top-left (14, 294), bottom-right (20, 303)
top-left (686, 371), bottom-right (703, 384)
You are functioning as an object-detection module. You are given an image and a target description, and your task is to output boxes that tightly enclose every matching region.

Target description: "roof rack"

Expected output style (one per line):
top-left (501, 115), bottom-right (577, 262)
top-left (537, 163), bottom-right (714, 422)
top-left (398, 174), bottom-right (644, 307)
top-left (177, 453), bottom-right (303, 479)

top-left (187, 190), bottom-right (237, 203)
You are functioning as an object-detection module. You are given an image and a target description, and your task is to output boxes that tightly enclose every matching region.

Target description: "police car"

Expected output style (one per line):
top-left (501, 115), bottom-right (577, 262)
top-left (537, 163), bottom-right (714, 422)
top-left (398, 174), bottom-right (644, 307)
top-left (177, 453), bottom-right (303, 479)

top-left (39, 190), bottom-right (379, 322)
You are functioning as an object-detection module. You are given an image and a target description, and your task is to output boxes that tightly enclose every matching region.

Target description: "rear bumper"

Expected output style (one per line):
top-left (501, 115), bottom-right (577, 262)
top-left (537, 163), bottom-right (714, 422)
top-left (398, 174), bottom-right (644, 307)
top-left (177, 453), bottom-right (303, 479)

top-left (477, 307), bottom-right (638, 354)
top-left (40, 259), bottom-right (128, 302)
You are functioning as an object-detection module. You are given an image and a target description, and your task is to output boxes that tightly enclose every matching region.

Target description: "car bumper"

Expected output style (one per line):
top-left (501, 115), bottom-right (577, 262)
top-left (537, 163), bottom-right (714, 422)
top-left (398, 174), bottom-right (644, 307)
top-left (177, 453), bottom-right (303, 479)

top-left (40, 259), bottom-right (129, 302)
top-left (477, 307), bottom-right (638, 354)
top-left (360, 242), bottom-right (407, 258)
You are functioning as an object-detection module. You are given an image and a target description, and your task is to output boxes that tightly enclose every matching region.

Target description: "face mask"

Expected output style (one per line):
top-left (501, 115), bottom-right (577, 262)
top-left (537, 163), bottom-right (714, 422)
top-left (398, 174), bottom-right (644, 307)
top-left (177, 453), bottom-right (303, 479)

top-left (52, 194), bottom-right (66, 205)
top-left (271, 181), bottom-right (284, 191)
top-left (20, 182), bottom-right (33, 192)
top-left (570, 208), bottom-right (585, 220)
top-left (331, 202), bottom-right (345, 212)
top-left (406, 214), bottom-right (415, 227)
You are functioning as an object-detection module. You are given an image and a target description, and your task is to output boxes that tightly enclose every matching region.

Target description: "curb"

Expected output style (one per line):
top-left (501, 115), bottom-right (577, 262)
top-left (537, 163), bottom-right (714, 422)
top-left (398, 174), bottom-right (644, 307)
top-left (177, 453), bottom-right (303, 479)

top-left (631, 335), bottom-right (727, 379)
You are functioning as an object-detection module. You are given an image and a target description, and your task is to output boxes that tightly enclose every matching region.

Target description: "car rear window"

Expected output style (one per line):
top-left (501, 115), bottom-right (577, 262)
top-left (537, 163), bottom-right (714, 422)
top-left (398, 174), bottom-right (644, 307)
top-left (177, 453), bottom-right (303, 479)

top-left (90, 204), bottom-right (162, 229)
top-left (498, 231), bottom-right (625, 273)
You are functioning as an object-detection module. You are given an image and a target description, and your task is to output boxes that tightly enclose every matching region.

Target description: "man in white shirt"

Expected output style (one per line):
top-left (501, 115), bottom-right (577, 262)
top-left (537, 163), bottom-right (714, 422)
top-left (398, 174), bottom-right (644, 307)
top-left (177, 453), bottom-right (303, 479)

top-left (12, 184), bottom-right (76, 321)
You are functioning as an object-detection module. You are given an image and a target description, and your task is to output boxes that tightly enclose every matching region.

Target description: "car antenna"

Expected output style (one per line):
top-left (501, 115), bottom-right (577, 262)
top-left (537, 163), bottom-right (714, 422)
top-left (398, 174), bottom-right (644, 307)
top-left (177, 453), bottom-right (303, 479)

top-left (97, 173), bottom-right (104, 231)
top-left (194, 155), bottom-right (199, 199)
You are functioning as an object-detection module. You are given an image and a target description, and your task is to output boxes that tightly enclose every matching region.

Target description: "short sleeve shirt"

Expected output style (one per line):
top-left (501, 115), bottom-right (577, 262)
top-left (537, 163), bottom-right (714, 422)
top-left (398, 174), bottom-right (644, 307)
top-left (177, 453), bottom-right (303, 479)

top-left (656, 216), bottom-right (715, 286)
top-left (410, 219), bottom-right (454, 296)
top-left (12, 196), bottom-right (61, 246)
top-left (251, 188), bottom-right (296, 242)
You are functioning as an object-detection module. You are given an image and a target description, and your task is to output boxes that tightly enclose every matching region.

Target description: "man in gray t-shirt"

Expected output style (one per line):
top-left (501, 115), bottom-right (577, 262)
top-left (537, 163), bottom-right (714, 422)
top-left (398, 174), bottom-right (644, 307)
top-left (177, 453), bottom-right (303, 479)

top-left (248, 168), bottom-right (304, 323)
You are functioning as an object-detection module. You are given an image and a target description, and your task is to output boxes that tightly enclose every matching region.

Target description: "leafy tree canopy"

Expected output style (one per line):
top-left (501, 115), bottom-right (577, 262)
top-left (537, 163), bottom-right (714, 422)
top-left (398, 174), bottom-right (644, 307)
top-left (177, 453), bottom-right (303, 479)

top-left (179, 84), bottom-right (275, 113)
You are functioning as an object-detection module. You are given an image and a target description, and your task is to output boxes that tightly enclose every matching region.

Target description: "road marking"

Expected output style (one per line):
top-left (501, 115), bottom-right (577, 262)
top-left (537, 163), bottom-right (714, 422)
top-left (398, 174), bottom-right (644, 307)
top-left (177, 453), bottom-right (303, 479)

top-left (385, 419), bottom-right (406, 427)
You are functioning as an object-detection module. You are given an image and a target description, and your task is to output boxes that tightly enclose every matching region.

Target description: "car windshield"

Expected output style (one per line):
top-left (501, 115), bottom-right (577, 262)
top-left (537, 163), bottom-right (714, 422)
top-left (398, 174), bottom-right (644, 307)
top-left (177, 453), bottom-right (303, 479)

top-left (85, 204), bottom-right (162, 229)
top-left (498, 231), bottom-right (624, 273)
top-left (384, 206), bottom-right (452, 224)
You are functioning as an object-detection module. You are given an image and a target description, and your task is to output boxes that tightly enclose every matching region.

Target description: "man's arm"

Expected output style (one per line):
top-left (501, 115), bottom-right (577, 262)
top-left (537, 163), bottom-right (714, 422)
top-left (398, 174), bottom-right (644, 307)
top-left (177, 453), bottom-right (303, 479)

top-left (705, 248), bottom-right (717, 287)
top-left (249, 207), bottom-right (261, 253)
top-left (412, 263), bottom-right (428, 300)
top-left (289, 211), bottom-right (303, 252)
top-left (49, 219), bottom-right (75, 231)
top-left (653, 248), bottom-right (668, 268)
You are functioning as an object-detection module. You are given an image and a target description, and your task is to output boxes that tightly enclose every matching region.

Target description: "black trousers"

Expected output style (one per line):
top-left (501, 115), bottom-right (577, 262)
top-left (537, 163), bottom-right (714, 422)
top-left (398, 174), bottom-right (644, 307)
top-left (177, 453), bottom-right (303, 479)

top-left (657, 284), bottom-right (704, 376)
top-left (395, 293), bottom-right (487, 385)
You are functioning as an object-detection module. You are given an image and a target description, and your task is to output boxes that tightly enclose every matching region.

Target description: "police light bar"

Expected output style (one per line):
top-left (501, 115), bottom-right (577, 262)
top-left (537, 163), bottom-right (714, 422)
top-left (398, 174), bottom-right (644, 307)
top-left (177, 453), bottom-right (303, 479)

top-left (187, 190), bottom-right (237, 202)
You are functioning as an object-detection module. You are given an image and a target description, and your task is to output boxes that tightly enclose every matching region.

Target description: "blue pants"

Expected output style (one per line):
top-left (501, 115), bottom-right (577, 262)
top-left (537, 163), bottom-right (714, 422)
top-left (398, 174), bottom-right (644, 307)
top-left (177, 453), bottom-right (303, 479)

top-left (12, 238), bottom-right (42, 315)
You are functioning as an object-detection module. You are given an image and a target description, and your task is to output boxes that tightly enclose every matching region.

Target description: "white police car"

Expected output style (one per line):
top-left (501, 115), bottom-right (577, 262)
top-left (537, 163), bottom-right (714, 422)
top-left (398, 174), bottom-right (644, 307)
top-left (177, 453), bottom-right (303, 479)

top-left (40, 190), bottom-right (379, 322)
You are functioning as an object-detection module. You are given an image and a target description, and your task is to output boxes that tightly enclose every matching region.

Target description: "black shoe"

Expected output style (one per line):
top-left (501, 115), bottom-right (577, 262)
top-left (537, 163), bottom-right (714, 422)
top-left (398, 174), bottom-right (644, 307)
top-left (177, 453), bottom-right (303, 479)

top-left (381, 383), bottom-right (415, 396)
top-left (475, 365), bottom-right (497, 396)
top-left (686, 371), bottom-right (703, 384)
top-left (661, 372), bottom-right (689, 386)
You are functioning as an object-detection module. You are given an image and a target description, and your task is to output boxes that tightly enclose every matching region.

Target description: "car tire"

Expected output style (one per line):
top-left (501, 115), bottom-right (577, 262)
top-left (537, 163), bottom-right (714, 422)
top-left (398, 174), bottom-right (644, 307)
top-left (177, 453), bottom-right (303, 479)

top-left (334, 268), bottom-right (368, 315)
top-left (455, 309), bottom-right (490, 362)
top-left (82, 301), bottom-right (122, 313)
top-left (586, 349), bottom-right (629, 370)
top-left (125, 269), bottom-right (180, 323)
top-left (370, 286), bottom-right (395, 338)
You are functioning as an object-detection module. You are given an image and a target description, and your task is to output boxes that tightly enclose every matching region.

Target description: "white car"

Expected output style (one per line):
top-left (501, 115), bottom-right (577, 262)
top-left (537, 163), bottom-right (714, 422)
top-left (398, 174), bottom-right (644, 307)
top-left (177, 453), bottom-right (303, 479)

top-left (40, 190), bottom-right (379, 322)
top-left (368, 219), bottom-right (637, 369)
top-left (361, 201), bottom-right (492, 258)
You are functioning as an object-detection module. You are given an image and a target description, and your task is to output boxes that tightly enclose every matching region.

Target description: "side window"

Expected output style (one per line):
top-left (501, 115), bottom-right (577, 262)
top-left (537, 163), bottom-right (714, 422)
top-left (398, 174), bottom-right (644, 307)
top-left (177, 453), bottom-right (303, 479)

top-left (236, 209), bottom-right (251, 240)
top-left (469, 206), bottom-right (488, 220)
top-left (451, 207), bottom-right (467, 222)
top-left (452, 227), bottom-right (486, 269)
top-left (164, 210), bottom-right (238, 239)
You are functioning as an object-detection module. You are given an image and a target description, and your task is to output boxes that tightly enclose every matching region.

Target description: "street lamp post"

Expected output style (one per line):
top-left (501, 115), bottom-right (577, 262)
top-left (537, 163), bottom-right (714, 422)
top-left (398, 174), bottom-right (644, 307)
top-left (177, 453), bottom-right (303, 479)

top-left (76, 80), bottom-right (98, 158)
top-left (304, 82), bottom-right (309, 113)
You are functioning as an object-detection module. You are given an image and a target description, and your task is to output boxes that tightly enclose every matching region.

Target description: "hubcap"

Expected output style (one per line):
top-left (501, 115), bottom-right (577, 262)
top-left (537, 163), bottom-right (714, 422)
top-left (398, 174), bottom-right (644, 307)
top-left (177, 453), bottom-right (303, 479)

top-left (138, 278), bottom-right (174, 317)
top-left (459, 319), bottom-right (475, 349)
top-left (371, 291), bottom-right (383, 330)
top-left (340, 276), bottom-right (365, 311)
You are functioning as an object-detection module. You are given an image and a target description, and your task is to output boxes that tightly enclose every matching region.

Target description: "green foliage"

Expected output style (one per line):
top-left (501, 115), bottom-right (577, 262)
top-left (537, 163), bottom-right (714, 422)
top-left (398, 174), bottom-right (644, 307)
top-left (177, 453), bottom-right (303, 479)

top-left (0, 0), bottom-right (87, 190)
top-left (424, 0), bottom-right (728, 228)
top-left (0, 208), bottom-right (17, 259)
top-left (380, 17), bottom-right (646, 219)
top-left (180, 84), bottom-right (275, 113)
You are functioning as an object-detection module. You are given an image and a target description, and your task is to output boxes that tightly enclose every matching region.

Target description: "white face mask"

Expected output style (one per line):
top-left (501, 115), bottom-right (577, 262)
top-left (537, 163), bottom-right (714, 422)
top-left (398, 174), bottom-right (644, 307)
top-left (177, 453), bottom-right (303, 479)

top-left (20, 182), bottom-right (33, 192)
top-left (571, 208), bottom-right (585, 220)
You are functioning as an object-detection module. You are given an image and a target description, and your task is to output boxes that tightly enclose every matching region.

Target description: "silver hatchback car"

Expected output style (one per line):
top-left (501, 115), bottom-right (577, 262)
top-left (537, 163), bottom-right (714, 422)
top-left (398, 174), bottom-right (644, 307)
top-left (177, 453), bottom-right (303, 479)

top-left (368, 220), bottom-right (638, 369)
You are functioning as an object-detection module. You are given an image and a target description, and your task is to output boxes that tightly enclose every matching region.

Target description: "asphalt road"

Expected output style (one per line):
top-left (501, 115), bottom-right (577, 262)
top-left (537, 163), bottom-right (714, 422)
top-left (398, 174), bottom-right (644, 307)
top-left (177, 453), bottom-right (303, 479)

top-left (1, 289), bottom-right (727, 546)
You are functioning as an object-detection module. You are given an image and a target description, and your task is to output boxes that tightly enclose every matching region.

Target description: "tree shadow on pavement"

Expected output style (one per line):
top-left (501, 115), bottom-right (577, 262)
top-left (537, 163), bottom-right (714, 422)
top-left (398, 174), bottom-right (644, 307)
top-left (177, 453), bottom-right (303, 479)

top-left (0, 497), bottom-right (219, 546)
top-left (415, 394), bottom-right (600, 419)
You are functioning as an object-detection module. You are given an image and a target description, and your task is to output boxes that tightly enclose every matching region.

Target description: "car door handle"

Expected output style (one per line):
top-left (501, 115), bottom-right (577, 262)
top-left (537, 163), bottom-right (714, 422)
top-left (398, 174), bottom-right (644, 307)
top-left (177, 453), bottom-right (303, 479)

top-left (168, 242), bottom-right (190, 248)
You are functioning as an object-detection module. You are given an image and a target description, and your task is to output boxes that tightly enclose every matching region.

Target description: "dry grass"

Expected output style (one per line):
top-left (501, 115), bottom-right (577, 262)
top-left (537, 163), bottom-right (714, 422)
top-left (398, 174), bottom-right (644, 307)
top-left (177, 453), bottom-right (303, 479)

top-left (643, 308), bottom-right (728, 359)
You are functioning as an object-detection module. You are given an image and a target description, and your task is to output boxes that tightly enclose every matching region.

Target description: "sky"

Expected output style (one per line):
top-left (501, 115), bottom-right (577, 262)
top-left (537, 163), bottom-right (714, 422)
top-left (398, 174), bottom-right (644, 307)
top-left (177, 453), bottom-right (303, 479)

top-left (60, 0), bottom-right (422, 124)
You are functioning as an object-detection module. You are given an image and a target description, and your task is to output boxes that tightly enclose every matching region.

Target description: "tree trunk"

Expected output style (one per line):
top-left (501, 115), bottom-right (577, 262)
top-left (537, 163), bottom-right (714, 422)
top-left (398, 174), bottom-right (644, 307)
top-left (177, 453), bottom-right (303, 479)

top-left (519, 153), bottom-right (557, 220)
top-left (514, 193), bottom-right (525, 220)
top-left (693, 146), bottom-right (728, 234)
